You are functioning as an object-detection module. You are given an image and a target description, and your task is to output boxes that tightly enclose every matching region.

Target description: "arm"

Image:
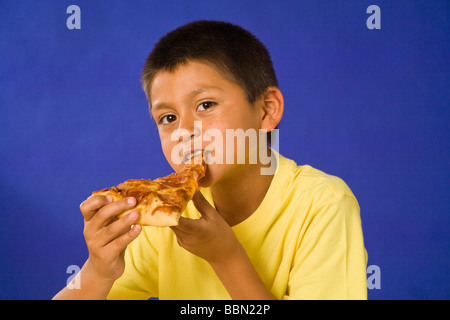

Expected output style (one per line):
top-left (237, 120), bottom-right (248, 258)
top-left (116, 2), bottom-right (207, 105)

top-left (171, 192), bottom-right (276, 300)
top-left (209, 246), bottom-right (276, 300)
top-left (53, 195), bottom-right (141, 300)
top-left (52, 260), bottom-right (116, 300)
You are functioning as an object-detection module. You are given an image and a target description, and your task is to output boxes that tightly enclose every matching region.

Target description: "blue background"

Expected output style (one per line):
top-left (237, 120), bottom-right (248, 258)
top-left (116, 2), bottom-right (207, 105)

top-left (0, 0), bottom-right (448, 299)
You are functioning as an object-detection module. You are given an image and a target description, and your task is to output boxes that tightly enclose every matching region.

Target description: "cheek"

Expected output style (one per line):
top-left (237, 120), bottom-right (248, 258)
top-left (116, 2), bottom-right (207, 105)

top-left (158, 131), bottom-right (169, 150)
top-left (161, 134), bottom-right (196, 173)
top-left (159, 133), bottom-right (178, 167)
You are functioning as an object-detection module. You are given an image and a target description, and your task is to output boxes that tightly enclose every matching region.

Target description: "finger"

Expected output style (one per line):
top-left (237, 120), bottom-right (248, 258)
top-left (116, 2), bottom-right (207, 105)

top-left (106, 223), bottom-right (142, 254)
top-left (99, 210), bottom-right (140, 247)
top-left (90, 197), bottom-right (136, 228)
top-left (80, 195), bottom-right (113, 221)
top-left (171, 225), bottom-right (190, 248)
top-left (172, 216), bottom-right (201, 234)
top-left (191, 191), bottom-right (217, 219)
top-left (170, 224), bottom-right (185, 238)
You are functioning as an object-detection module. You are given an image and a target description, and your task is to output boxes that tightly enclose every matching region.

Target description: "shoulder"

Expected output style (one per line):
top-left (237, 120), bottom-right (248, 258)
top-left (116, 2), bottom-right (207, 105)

top-left (281, 156), bottom-right (355, 197)
top-left (277, 155), bottom-right (359, 215)
top-left (278, 157), bottom-right (364, 247)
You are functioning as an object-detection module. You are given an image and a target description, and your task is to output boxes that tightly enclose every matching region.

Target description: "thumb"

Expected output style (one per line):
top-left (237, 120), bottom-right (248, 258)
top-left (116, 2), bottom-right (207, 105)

top-left (192, 191), bottom-right (217, 219)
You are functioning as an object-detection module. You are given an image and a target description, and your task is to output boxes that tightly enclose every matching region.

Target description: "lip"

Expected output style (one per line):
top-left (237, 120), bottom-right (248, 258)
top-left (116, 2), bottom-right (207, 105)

top-left (182, 148), bottom-right (204, 163)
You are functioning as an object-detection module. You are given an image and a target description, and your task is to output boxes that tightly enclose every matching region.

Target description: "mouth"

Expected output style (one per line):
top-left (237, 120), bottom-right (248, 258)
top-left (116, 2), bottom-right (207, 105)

top-left (183, 149), bottom-right (210, 164)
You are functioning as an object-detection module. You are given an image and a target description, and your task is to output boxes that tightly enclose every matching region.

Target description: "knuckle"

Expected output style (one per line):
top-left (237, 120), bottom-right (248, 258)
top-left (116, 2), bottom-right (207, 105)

top-left (100, 225), bottom-right (114, 241)
top-left (117, 200), bottom-right (131, 210)
top-left (83, 225), bottom-right (92, 240)
top-left (114, 235), bottom-right (129, 251)
top-left (87, 196), bottom-right (101, 207)
top-left (83, 228), bottom-right (99, 250)
top-left (125, 227), bottom-right (138, 240)
top-left (106, 221), bottom-right (127, 239)
top-left (124, 231), bottom-right (134, 243)
top-left (123, 197), bottom-right (136, 207)
top-left (85, 237), bottom-right (94, 250)
top-left (80, 196), bottom-right (106, 214)
top-left (79, 202), bottom-right (90, 215)
top-left (175, 235), bottom-right (185, 248)
top-left (108, 198), bottom-right (130, 213)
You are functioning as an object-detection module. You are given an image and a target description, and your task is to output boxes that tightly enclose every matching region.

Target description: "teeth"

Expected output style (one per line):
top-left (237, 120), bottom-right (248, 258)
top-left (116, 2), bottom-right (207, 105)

top-left (184, 150), bottom-right (203, 163)
top-left (190, 150), bottom-right (203, 158)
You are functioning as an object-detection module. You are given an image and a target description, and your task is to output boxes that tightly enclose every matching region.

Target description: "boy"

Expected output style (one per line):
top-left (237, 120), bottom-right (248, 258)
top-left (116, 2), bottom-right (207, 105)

top-left (54, 20), bottom-right (367, 300)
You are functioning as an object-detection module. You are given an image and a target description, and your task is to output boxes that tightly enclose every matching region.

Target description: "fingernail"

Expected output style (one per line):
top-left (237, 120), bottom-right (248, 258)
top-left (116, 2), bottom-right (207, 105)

top-left (132, 224), bottom-right (141, 234)
top-left (105, 195), bottom-right (113, 202)
top-left (127, 197), bottom-right (135, 205)
top-left (129, 210), bottom-right (138, 220)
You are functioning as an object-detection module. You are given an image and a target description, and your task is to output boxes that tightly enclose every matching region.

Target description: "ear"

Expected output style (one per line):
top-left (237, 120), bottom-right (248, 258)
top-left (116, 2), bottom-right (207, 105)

top-left (259, 87), bottom-right (284, 132)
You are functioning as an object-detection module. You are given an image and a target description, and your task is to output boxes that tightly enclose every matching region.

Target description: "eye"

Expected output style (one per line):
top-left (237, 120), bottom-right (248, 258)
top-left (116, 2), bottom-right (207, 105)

top-left (159, 114), bottom-right (177, 125)
top-left (197, 101), bottom-right (216, 112)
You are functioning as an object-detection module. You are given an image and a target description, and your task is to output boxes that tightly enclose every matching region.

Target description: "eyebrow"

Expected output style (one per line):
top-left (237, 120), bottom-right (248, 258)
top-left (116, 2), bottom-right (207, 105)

top-left (151, 103), bottom-right (169, 112)
top-left (189, 86), bottom-right (222, 97)
top-left (152, 86), bottom-right (223, 112)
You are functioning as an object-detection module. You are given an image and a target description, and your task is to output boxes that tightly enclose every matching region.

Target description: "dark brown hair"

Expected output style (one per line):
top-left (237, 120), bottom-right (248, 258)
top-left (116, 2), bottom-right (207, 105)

top-left (141, 20), bottom-right (278, 104)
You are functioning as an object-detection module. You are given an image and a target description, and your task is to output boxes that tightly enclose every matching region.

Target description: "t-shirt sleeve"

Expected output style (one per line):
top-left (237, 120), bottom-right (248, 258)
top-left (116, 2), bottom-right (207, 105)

top-left (283, 194), bottom-right (367, 300)
top-left (106, 227), bottom-right (159, 300)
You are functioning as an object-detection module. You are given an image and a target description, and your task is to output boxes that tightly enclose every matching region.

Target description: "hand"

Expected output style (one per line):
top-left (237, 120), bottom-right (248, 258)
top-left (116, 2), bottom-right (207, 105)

top-left (80, 195), bottom-right (142, 282)
top-left (170, 191), bottom-right (242, 265)
top-left (171, 192), bottom-right (276, 299)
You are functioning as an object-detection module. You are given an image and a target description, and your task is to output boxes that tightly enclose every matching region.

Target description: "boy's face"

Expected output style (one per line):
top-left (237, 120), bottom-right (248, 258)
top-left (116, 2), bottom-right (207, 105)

top-left (150, 60), bottom-right (264, 187)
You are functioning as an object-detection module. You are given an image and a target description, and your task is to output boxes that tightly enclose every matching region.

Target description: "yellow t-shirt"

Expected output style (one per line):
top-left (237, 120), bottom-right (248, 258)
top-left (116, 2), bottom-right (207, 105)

top-left (107, 153), bottom-right (367, 300)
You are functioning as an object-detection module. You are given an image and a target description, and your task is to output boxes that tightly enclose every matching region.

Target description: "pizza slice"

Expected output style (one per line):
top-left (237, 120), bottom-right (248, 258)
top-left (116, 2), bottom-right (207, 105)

top-left (90, 155), bottom-right (206, 227)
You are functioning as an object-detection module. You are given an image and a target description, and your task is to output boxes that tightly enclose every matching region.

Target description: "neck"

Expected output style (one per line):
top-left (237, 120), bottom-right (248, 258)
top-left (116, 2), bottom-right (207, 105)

top-left (209, 155), bottom-right (276, 226)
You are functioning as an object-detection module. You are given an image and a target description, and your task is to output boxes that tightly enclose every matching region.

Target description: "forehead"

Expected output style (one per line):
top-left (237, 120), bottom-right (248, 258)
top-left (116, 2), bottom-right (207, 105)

top-left (149, 60), bottom-right (244, 107)
top-left (151, 60), bottom-right (226, 90)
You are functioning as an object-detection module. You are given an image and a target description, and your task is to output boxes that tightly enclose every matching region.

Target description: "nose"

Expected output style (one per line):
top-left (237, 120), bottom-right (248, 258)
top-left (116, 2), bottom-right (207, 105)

top-left (169, 115), bottom-right (203, 166)
top-left (177, 117), bottom-right (202, 141)
top-left (175, 115), bottom-right (202, 143)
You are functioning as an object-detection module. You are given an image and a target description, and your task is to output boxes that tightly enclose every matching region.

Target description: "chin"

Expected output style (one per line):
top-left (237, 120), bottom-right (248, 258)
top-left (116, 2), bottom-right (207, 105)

top-left (197, 163), bottom-right (228, 188)
top-left (198, 162), bottom-right (241, 189)
top-left (198, 168), bottom-right (215, 188)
